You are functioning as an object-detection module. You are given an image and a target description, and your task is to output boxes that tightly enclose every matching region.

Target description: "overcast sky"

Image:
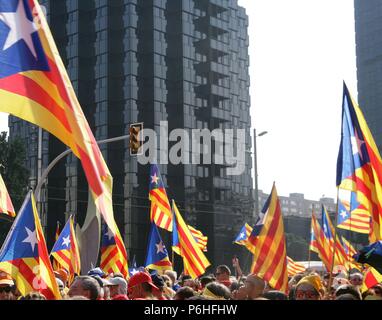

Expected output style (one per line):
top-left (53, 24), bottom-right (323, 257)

top-left (0, 1), bottom-right (358, 202)
top-left (238, 0), bottom-right (358, 200)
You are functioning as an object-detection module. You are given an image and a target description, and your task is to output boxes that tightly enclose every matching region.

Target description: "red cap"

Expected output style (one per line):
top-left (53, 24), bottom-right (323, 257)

top-left (128, 272), bottom-right (159, 292)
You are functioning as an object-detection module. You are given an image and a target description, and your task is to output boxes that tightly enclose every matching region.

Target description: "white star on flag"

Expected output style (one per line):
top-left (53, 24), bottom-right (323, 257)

top-left (151, 173), bottom-right (159, 185)
top-left (22, 227), bottom-right (38, 252)
top-left (239, 232), bottom-right (245, 239)
top-left (130, 269), bottom-right (139, 276)
top-left (106, 227), bottom-right (114, 241)
top-left (0, 0), bottom-right (39, 58)
top-left (62, 235), bottom-right (70, 247)
top-left (155, 240), bottom-right (166, 254)
top-left (340, 211), bottom-right (348, 219)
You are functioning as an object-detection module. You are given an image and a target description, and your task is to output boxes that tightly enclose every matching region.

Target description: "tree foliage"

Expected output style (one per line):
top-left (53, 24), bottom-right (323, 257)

top-left (0, 131), bottom-right (29, 212)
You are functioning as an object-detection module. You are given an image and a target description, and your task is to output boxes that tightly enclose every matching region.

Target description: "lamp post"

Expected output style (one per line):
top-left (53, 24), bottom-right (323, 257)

top-left (252, 128), bottom-right (268, 219)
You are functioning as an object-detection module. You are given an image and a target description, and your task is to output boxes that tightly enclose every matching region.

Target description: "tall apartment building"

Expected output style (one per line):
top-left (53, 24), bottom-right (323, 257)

top-left (9, 0), bottom-right (253, 268)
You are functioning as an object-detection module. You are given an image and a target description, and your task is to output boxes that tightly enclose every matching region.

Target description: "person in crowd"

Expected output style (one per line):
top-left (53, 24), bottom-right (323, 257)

top-left (244, 273), bottom-right (266, 300)
top-left (334, 284), bottom-right (362, 300)
top-left (150, 274), bottom-right (169, 300)
top-left (0, 271), bottom-right (15, 301)
top-left (88, 267), bottom-right (107, 279)
top-left (200, 276), bottom-right (214, 289)
top-left (349, 272), bottom-right (363, 287)
top-left (160, 274), bottom-right (176, 298)
top-left (173, 286), bottom-right (196, 300)
top-left (108, 276), bottom-right (128, 300)
top-left (89, 275), bottom-right (111, 300)
top-left (262, 290), bottom-right (288, 300)
top-left (294, 275), bottom-right (323, 300)
top-left (183, 278), bottom-right (201, 292)
top-left (335, 293), bottom-right (358, 300)
top-left (202, 281), bottom-right (231, 300)
top-left (19, 292), bottom-right (46, 300)
top-left (164, 270), bottom-right (181, 291)
top-left (68, 275), bottom-right (101, 300)
top-left (127, 271), bottom-right (159, 300)
top-left (231, 284), bottom-right (248, 300)
top-left (56, 277), bottom-right (67, 299)
top-left (215, 265), bottom-right (232, 288)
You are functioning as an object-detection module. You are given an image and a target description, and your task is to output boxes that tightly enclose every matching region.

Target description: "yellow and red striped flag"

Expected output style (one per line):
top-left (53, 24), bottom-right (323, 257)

top-left (188, 225), bottom-right (208, 252)
top-left (172, 200), bottom-right (210, 279)
top-left (52, 221), bottom-right (61, 271)
top-left (248, 184), bottom-right (288, 293)
top-left (0, 0), bottom-right (118, 234)
top-left (0, 174), bottom-right (15, 218)
top-left (149, 164), bottom-right (172, 231)
top-left (233, 223), bottom-right (256, 253)
top-left (340, 236), bottom-right (362, 271)
top-left (309, 211), bottom-right (319, 254)
top-left (287, 256), bottom-right (306, 276)
top-left (337, 83), bottom-right (382, 242)
top-left (100, 219), bottom-right (129, 278)
top-left (361, 267), bottom-right (382, 293)
top-left (311, 213), bottom-right (333, 271)
top-left (0, 192), bottom-right (61, 299)
top-left (51, 216), bottom-right (81, 284)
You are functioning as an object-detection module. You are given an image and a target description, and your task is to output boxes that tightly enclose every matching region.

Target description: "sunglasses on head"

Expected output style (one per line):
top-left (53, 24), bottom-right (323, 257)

top-left (0, 286), bottom-right (12, 293)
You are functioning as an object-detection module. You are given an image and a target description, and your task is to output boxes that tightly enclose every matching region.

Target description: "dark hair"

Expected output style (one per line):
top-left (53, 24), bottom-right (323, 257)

top-left (288, 286), bottom-right (296, 300)
top-left (335, 285), bottom-right (361, 300)
top-left (186, 295), bottom-right (208, 300)
top-left (174, 286), bottom-right (196, 300)
top-left (230, 281), bottom-right (242, 292)
top-left (74, 276), bottom-right (100, 300)
top-left (216, 265), bottom-right (231, 276)
top-left (20, 292), bottom-right (46, 300)
top-left (200, 276), bottom-right (214, 288)
top-left (335, 293), bottom-right (358, 300)
top-left (179, 275), bottom-right (192, 285)
top-left (205, 282), bottom-right (231, 300)
top-left (262, 290), bottom-right (288, 300)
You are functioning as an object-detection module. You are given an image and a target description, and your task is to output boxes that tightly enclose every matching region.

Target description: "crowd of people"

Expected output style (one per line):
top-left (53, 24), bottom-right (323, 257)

top-left (0, 259), bottom-right (381, 300)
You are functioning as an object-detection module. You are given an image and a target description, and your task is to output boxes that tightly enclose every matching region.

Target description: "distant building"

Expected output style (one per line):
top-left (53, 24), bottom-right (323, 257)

top-left (257, 190), bottom-right (336, 218)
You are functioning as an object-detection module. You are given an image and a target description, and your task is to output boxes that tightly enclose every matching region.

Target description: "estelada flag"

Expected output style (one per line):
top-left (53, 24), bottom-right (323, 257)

top-left (0, 0), bottom-right (117, 234)
top-left (249, 183), bottom-right (288, 293)
top-left (0, 191), bottom-right (60, 299)
top-left (336, 82), bottom-right (382, 242)
top-left (50, 215), bottom-right (81, 279)
top-left (145, 223), bottom-right (172, 271)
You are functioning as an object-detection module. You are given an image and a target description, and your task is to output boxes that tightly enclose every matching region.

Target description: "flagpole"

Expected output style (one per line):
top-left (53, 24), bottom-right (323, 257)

top-left (308, 209), bottom-right (314, 269)
top-left (327, 187), bottom-right (340, 293)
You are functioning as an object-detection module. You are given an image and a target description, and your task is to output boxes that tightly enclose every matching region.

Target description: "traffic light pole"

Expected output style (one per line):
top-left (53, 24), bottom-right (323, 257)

top-left (34, 134), bottom-right (130, 202)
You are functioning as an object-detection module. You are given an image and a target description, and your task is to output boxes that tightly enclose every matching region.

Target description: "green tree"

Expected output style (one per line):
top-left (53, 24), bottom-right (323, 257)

top-left (0, 131), bottom-right (29, 212)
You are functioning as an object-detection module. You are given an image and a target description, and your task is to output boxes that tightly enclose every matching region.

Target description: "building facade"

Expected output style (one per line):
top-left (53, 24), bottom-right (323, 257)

top-left (257, 190), bottom-right (336, 218)
top-left (9, 0), bottom-right (253, 269)
top-left (354, 0), bottom-right (382, 152)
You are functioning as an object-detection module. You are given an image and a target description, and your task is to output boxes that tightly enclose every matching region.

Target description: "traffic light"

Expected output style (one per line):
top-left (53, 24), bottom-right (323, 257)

top-left (129, 122), bottom-right (143, 155)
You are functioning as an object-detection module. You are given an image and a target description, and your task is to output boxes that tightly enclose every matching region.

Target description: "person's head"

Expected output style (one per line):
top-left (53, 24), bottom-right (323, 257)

top-left (262, 290), bottom-right (288, 300)
top-left (161, 275), bottom-right (172, 288)
top-left (179, 274), bottom-right (192, 286)
top-left (202, 282), bottom-right (231, 300)
top-left (349, 272), bottom-right (363, 287)
top-left (68, 276), bottom-right (100, 300)
top-left (371, 284), bottom-right (382, 297)
top-left (200, 276), bottom-right (214, 289)
top-left (20, 292), bottom-right (46, 300)
top-left (231, 284), bottom-right (248, 300)
top-left (288, 273), bottom-right (304, 288)
top-left (88, 267), bottom-right (106, 278)
top-left (215, 265), bottom-right (231, 282)
top-left (108, 277), bottom-right (128, 298)
top-left (183, 278), bottom-right (200, 291)
top-left (111, 272), bottom-right (125, 279)
top-left (173, 286), bottom-right (196, 300)
top-left (335, 284), bottom-right (361, 300)
top-left (295, 275), bottom-right (323, 300)
top-left (54, 269), bottom-right (69, 286)
top-left (0, 272), bottom-right (15, 301)
top-left (335, 293), bottom-right (358, 300)
top-left (245, 274), bottom-right (266, 299)
top-left (164, 270), bottom-right (177, 286)
top-left (127, 272), bottom-right (159, 299)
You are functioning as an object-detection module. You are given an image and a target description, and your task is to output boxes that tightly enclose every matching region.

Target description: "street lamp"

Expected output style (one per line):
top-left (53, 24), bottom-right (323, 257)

top-left (246, 128), bottom-right (268, 220)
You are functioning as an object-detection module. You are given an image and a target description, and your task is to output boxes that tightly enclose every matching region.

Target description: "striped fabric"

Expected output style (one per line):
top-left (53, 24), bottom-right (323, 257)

top-left (336, 83), bottom-right (382, 242)
top-left (100, 219), bottom-right (129, 278)
top-left (234, 223), bottom-right (256, 253)
top-left (311, 213), bottom-right (334, 271)
top-left (249, 184), bottom-right (288, 293)
top-left (309, 211), bottom-right (319, 254)
top-left (149, 164), bottom-right (172, 231)
top-left (0, 192), bottom-right (60, 299)
top-left (172, 200), bottom-right (210, 279)
top-left (188, 225), bottom-right (208, 252)
top-left (337, 192), bottom-right (371, 234)
top-left (52, 222), bottom-right (61, 271)
top-left (51, 216), bottom-right (81, 280)
top-left (341, 236), bottom-right (362, 270)
top-left (145, 223), bottom-right (172, 271)
top-left (361, 267), bottom-right (382, 293)
top-left (287, 256), bottom-right (306, 276)
top-left (0, 174), bottom-right (15, 217)
top-left (0, 0), bottom-right (118, 235)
